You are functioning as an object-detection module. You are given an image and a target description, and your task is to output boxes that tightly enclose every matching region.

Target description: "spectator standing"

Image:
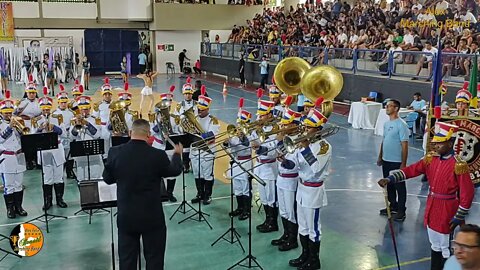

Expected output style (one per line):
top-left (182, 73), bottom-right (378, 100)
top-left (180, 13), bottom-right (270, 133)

top-left (259, 55), bottom-right (269, 90)
top-left (239, 52), bottom-right (246, 88)
top-left (377, 99), bottom-right (409, 222)
top-left (178, 49), bottom-right (190, 74)
top-left (138, 51), bottom-right (147, 74)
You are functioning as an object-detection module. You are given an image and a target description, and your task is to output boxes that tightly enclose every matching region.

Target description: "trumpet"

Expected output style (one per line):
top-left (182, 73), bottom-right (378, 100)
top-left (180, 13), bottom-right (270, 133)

top-left (70, 113), bottom-right (88, 135)
top-left (239, 115), bottom-right (280, 134)
top-left (10, 117), bottom-right (30, 135)
top-left (284, 125), bottom-right (339, 154)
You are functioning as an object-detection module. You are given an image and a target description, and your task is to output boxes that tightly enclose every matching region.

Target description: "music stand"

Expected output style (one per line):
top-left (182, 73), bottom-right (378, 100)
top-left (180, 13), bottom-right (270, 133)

top-left (70, 139), bottom-right (108, 220)
top-left (178, 135), bottom-right (212, 229)
top-left (79, 180), bottom-right (117, 270)
top-left (168, 134), bottom-right (199, 220)
top-left (0, 233), bottom-right (21, 262)
top-left (23, 133), bottom-right (67, 233)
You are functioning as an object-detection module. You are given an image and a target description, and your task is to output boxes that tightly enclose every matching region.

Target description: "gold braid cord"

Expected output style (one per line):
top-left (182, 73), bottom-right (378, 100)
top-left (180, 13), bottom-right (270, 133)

top-left (454, 156), bottom-right (470, 175)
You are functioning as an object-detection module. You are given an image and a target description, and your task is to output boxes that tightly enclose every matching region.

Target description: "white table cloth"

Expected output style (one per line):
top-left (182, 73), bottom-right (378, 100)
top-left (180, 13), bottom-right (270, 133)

top-left (374, 108), bottom-right (413, 136)
top-left (347, 101), bottom-right (382, 129)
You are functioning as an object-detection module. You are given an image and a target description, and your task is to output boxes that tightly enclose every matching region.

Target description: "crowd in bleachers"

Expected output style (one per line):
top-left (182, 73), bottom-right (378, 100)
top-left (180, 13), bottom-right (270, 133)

top-left (224, 0), bottom-right (480, 80)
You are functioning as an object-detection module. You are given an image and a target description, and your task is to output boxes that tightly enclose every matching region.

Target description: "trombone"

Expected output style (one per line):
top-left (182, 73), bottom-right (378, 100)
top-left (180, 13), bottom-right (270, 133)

top-left (189, 123), bottom-right (238, 149)
top-left (283, 125), bottom-right (340, 154)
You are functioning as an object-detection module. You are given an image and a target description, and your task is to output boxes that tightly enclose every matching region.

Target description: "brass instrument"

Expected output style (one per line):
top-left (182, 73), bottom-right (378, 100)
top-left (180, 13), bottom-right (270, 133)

top-left (273, 57), bottom-right (311, 96)
top-left (180, 107), bottom-right (205, 134)
top-left (257, 124), bottom-right (304, 143)
top-left (10, 117), bottom-right (30, 135)
top-left (154, 100), bottom-right (174, 134)
top-left (93, 101), bottom-right (101, 112)
top-left (284, 125), bottom-right (339, 154)
top-left (68, 101), bottom-right (80, 116)
top-left (256, 124), bottom-right (280, 142)
top-left (71, 114), bottom-right (88, 135)
top-left (109, 100), bottom-right (128, 135)
top-left (51, 114), bottom-right (63, 125)
top-left (239, 115), bottom-right (280, 134)
top-left (300, 65), bottom-right (343, 104)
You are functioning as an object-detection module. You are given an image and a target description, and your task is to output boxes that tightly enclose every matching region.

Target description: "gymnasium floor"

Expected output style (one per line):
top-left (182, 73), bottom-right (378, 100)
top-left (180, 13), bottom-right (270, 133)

top-left (0, 74), bottom-right (479, 270)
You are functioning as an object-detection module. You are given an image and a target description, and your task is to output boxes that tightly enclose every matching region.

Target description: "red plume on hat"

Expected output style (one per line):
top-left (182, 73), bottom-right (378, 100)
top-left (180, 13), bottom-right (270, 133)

top-left (169, 85), bottom-right (175, 93)
top-left (43, 86), bottom-right (48, 96)
top-left (186, 77), bottom-right (191, 84)
top-left (463, 81), bottom-right (469, 89)
top-left (315, 97), bottom-right (324, 108)
top-left (104, 77), bottom-right (109, 84)
top-left (283, 96), bottom-right (293, 107)
top-left (434, 106), bottom-right (442, 119)
top-left (201, 85), bottom-right (206, 96)
top-left (257, 88), bottom-right (263, 99)
top-left (28, 74), bottom-right (33, 83)
top-left (5, 90), bottom-right (10, 99)
top-left (75, 79), bottom-right (79, 85)
top-left (271, 77), bottom-right (276, 85)
top-left (238, 97), bottom-right (244, 108)
top-left (59, 84), bottom-right (65, 92)
top-left (124, 82), bottom-right (129, 91)
top-left (79, 85), bottom-right (84, 93)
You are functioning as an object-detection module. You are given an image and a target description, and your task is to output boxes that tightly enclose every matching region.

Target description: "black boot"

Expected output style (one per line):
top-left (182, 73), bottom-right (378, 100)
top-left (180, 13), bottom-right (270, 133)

top-left (13, 190), bottom-right (28, 216)
top-left (279, 221), bottom-right (298, 251)
top-left (191, 178), bottom-right (203, 203)
top-left (166, 179), bottom-right (177, 202)
top-left (271, 217), bottom-right (289, 246)
top-left (259, 206), bottom-right (279, 233)
top-left (289, 234), bottom-right (309, 267)
top-left (54, 183), bottom-right (68, 208)
top-left (203, 180), bottom-right (213, 205)
top-left (256, 205), bottom-right (270, 231)
top-left (298, 240), bottom-right (321, 270)
top-left (431, 250), bottom-right (445, 270)
top-left (66, 160), bottom-right (75, 179)
top-left (229, 196), bottom-right (243, 217)
top-left (3, 194), bottom-right (16, 219)
top-left (238, 196), bottom-right (250, 221)
top-left (42, 185), bottom-right (53, 210)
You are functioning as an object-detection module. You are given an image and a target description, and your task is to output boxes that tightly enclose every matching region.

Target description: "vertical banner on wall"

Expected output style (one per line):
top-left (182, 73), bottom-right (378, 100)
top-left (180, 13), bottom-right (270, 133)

top-left (0, 2), bottom-right (14, 42)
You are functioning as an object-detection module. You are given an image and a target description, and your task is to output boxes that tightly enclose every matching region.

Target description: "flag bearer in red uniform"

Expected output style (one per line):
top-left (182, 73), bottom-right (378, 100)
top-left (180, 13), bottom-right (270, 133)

top-left (378, 122), bottom-right (475, 270)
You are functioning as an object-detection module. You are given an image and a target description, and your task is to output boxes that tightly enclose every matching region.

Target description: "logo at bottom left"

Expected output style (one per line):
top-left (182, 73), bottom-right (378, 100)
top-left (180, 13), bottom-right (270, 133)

top-left (9, 223), bottom-right (44, 257)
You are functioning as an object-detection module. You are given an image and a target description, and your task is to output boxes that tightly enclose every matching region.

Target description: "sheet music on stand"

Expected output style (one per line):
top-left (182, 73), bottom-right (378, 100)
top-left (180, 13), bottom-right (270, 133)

top-left (79, 181), bottom-right (117, 210)
top-left (165, 134), bottom-right (192, 150)
top-left (70, 139), bottom-right (104, 157)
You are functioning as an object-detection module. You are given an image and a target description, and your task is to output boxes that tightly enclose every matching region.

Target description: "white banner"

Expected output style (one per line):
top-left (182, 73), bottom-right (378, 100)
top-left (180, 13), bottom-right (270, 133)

top-left (15, 37), bottom-right (73, 48)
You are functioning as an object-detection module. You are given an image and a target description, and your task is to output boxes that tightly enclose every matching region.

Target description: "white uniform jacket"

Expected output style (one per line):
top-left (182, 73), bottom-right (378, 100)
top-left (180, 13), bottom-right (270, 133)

top-left (225, 135), bottom-right (252, 181)
top-left (293, 140), bottom-right (332, 208)
top-left (190, 114), bottom-right (220, 157)
top-left (251, 125), bottom-right (278, 181)
top-left (277, 135), bottom-right (300, 192)
top-left (52, 108), bottom-right (75, 158)
top-left (0, 121), bottom-right (26, 173)
top-left (34, 115), bottom-right (66, 166)
top-left (92, 101), bottom-right (111, 156)
top-left (150, 115), bottom-right (182, 157)
top-left (14, 98), bottom-right (42, 128)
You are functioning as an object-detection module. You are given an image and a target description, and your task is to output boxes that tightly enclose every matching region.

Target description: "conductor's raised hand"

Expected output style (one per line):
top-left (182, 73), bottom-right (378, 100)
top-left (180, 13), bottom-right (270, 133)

top-left (174, 143), bottom-right (183, 155)
top-left (377, 178), bottom-right (389, 188)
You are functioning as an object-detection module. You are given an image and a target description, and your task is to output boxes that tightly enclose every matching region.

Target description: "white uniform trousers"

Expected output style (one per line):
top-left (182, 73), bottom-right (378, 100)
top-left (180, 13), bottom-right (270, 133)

top-left (258, 179), bottom-right (276, 207)
top-left (298, 205), bottom-right (322, 243)
top-left (1, 173), bottom-right (24, 195)
top-left (233, 177), bottom-right (249, 196)
top-left (190, 151), bottom-right (214, 181)
top-left (43, 164), bottom-right (64, 185)
top-left (427, 226), bottom-right (451, 258)
top-left (278, 187), bottom-right (296, 223)
top-left (74, 155), bottom-right (103, 181)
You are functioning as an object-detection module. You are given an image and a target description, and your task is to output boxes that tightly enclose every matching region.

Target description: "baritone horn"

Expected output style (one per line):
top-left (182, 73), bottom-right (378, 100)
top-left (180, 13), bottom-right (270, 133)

top-left (273, 57), bottom-right (311, 96)
top-left (109, 100), bottom-right (129, 135)
top-left (10, 117), bottom-right (30, 135)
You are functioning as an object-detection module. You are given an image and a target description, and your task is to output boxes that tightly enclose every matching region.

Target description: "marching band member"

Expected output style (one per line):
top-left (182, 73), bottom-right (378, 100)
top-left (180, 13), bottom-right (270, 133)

top-left (289, 107), bottom-right (331, 270)
top-left (14, 77), bottom-right (41, 170)
top-left (175, 78), bottom-right (198, 173)
top-left (300, 99), bottom-right (314, 121)
top-left (92, 78), bottom-right (113, 160)
top-left (69, 80), bottom-right (83, 114)
top-left (70, 96), bottom-right (102, 181)
top-left (53, 85), bottom-right (76, 179)
top-left (117, 83), bottom-right (138, 132)
top-left (150, 88), bottom-right (181, 202)
top-left (448, 89), bottom-right (478, 117)
top-left (251, 99), bottom-right (279, 233)
top-left (0, 90), bottom-right (28, 219)
top-left (190, 93), bottom-right (219, 205)
top-left (378, 122), bottom-right (474, 270)
top-left (269, 85), bottom-right (284, 118)
top-left (225, 104), bottom-right (252, 221)
top-left (272, 107), bottom-right (302, 251)
top-left (34, 88), bottom-right (68, 210)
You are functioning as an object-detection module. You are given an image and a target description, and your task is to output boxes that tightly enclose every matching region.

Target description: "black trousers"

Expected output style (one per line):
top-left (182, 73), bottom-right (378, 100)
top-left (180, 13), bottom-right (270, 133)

top-left (179, 61), bottom-right (184, 73)
top-left (140, 64), bottom-right (146, 74)
top-left (239, 72), bottom-right (245, 85)
top-left (193, 67), bottom-right (201, 74)
top-left (118, 227), bottom-right (166, 270)
top-left (382, 160), bottom-right (407, 212)
top-left (260, 74), bottom-right (268, 89)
